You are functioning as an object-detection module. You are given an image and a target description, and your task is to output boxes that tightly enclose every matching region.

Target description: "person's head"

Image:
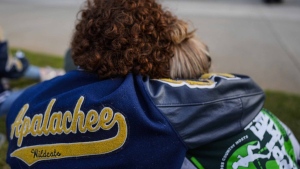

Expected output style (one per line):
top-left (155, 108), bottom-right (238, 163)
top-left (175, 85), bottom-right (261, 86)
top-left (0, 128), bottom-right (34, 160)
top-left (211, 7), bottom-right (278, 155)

top-left (71, 0), bottom-right (180, 79)
top-left (71, 0), bottom-right (211, 80)
top-left (169, 20), bottom-right (211, 79)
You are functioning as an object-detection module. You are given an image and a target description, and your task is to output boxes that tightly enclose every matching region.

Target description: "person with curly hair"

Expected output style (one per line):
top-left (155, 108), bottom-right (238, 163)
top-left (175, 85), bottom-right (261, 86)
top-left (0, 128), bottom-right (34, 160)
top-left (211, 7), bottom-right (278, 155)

top-left (5, 0), bottom-right (299, 168)
top-left (71, 0), bottom-right (179, 79)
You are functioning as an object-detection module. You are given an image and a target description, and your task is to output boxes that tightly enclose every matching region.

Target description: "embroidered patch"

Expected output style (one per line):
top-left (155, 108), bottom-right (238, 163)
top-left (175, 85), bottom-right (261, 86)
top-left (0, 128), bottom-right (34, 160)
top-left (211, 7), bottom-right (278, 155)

top-left (155, 73), bottom-right (239, 89)
top-left (10, 96), bottom-right (128, 166)
top-left (156, 78), bottom-right (216, 89)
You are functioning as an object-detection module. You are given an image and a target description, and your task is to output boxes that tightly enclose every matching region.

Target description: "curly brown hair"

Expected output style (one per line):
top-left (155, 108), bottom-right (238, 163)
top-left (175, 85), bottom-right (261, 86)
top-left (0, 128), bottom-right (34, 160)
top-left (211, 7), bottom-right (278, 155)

top-left (71, 0), bottom-right (181, 79)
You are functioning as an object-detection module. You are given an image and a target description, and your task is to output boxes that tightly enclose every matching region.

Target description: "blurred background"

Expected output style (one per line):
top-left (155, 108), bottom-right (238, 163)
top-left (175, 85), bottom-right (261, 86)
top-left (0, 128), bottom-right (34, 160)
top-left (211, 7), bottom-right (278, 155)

top-left (0, 0), bottom-right (300, 94)
top-left (1, 0), bottom-right (300, 167)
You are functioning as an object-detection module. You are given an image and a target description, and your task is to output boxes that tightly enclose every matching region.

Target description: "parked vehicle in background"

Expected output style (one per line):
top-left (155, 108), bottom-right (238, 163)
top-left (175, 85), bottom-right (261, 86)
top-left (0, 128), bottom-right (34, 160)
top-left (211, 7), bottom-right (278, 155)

top-left (264, 0), bottom-right (283, 3)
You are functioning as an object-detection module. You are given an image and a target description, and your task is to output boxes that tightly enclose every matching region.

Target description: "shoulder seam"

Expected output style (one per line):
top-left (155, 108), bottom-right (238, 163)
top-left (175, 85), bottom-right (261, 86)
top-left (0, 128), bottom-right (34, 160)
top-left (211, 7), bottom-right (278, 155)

top-left (140, 77), bottom-right (189, 150)
top-left (156, 91), bottom-right (264, 107)
top-left (239, 97), bottom-right (244, 131)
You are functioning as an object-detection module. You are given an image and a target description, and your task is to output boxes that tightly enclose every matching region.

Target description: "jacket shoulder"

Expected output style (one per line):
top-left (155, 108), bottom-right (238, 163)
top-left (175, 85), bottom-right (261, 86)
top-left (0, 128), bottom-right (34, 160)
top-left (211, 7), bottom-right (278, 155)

top-left (142, 73), bottom-right (265, 148)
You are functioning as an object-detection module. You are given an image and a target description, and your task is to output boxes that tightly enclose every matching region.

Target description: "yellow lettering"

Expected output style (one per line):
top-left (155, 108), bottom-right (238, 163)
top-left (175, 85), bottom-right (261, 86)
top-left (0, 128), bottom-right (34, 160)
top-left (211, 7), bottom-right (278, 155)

top-left (49, 112), bottom-right (63, 135)
top-left (99, 107), bottom-right (114, 130)
top-left (70, 97), bottom-right (85, 133)
top-left (18, 116), bottom-right (31, 147)
top-left (30, 114), bottom-right (43, 136)
top-left (85, 110), bottom-right (99, 132)
top-left (156, 77), bottom-right (218, 89)
top-left (10, 95), bottom-right (128, 164)
top-left (201, 73), bottom-right (235, 79)
top-left (10, 104), bottom-right (28, 139)
top-left (42, 99), bottom-right (56, 136)
top-left (61, 111), bottom-right (72, 134)
top-left (11, 109), bottom-right (128, 166)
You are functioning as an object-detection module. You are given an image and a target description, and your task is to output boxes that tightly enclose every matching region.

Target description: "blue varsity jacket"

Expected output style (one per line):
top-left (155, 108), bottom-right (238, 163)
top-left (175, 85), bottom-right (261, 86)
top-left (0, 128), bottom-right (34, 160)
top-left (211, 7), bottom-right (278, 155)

top-left (6, 70), bottom-right (299, 169)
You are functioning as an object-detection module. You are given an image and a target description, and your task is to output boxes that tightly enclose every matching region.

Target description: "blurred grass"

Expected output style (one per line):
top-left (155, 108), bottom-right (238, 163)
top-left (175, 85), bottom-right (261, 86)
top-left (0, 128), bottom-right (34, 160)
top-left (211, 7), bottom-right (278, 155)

top-left (0, 49), bottom-right (300, 168)
top-left (264, 90), bottom-right (300, 140)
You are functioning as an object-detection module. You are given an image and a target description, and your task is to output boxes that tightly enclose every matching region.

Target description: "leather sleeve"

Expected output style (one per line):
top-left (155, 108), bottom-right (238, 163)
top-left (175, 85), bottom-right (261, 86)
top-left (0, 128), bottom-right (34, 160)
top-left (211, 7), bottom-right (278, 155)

top-left (143, 73), bottom-right (265, 149)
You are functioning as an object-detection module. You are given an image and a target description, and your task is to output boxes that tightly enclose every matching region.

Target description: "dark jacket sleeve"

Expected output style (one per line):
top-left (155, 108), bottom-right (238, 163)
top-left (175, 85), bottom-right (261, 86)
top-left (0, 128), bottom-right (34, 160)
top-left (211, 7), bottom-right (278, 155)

top-left (0, 41), bottom-right (29, 79)
top-left (143, 73), bottom-right (265, 149)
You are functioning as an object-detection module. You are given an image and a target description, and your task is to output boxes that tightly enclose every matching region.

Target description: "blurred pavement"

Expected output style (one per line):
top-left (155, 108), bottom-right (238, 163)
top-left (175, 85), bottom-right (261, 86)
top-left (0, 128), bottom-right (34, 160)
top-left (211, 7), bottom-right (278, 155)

top-left (0, 0), bottom-right (300, 94)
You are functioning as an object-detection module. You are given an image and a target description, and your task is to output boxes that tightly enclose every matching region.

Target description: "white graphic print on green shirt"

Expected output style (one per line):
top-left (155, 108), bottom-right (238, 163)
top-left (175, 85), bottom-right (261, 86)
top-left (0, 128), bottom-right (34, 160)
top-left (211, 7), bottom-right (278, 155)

top-left (187, 109), bottom-right (299, 169)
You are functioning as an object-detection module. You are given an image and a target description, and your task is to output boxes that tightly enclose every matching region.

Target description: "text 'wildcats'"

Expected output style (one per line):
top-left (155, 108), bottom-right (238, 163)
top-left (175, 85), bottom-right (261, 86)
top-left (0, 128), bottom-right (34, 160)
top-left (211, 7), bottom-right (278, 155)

top-left (9, 96), bottom-right (128, 166)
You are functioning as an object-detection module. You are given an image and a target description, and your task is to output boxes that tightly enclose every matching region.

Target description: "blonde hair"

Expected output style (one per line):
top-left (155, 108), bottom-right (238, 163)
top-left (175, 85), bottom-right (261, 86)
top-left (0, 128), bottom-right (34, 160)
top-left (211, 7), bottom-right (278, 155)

top-left (169, 20), bottom-right (211, 79)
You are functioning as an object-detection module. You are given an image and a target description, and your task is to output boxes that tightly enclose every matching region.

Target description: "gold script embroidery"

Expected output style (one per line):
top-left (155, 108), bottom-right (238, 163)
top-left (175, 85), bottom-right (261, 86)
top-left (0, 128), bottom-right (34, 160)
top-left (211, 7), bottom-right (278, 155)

top-left (10, 96), bottom-right (128, 166)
